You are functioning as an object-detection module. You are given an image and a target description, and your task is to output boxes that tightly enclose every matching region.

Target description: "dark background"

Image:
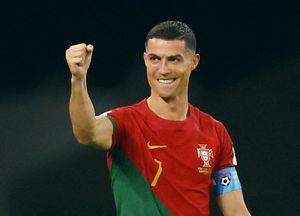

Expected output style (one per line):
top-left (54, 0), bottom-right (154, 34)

top-left (1, 0), bottom-right (299, 215)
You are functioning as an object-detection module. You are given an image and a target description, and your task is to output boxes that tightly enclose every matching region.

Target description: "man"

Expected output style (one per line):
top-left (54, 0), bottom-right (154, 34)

top-left (65, 21), bottom-right (251, 216)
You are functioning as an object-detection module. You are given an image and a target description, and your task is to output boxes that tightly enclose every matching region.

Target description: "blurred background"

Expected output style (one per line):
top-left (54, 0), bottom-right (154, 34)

top-left (0, 0), bottom-right (299, 215)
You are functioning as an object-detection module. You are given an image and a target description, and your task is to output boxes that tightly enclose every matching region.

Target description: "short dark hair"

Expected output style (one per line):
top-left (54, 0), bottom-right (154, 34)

top-left (145, 20), bottom-right (197, 51)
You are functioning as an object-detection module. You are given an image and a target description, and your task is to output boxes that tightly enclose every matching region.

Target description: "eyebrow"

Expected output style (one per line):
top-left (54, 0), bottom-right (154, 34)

top-left (167, 55), bottom-right (183, 60)
top-left (147, 53), bottom-right (183, 59)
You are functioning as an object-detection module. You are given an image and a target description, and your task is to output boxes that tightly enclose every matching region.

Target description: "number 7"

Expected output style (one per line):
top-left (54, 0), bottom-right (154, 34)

top-left (151, 159), bottom-right (162, 187)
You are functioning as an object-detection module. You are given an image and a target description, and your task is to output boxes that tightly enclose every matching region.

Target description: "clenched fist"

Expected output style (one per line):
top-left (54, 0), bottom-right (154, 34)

top-left (65, 43), bottom-right (94, 79)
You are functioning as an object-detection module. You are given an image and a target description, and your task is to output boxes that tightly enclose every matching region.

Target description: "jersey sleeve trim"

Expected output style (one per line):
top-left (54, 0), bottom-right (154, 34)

top-left (212, 167), bottom-right (242, 196)
top-left (106, 113), bottom-right (122, 150)
top-left (106, 115), bottom-right (118, 133)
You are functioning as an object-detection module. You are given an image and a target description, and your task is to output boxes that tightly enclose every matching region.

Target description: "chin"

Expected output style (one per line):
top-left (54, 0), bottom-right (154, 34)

top-left (151, 85), bottom-right (177, 100)
top-left (159, 93), bottom-right (175, 101)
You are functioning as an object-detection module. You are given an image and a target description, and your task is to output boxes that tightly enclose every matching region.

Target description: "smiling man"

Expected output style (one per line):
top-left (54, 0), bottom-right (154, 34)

top-left (65, 21), bottom-right (251, 216)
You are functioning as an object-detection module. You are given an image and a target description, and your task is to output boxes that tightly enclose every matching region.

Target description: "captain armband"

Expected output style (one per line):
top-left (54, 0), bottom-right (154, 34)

top-left (212, 167), bottom-right (242, 196)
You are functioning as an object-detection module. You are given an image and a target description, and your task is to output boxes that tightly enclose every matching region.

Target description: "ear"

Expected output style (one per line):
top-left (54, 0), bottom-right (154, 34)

top-left (143, 52), bottom-right (148, 67)
top-left (192, 54), bottom-right (200, 70)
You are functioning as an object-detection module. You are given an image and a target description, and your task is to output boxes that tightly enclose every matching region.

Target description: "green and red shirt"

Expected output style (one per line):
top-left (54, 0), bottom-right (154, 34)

top-left (106, 99), bottom-right (236, 216)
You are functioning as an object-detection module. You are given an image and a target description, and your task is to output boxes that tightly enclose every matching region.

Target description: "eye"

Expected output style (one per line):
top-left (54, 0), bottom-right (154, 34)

top-left (168, 56), bottom-right (181, 62)
top-left (149, 56), bottom-right (160, 63)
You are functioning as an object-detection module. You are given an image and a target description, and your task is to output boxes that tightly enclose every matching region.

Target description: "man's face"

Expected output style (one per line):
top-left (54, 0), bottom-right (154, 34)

top-left (144, 38), bottom-right (200, 100)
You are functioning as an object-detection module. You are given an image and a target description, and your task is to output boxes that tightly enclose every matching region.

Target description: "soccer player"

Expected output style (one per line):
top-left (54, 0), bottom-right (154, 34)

top-left (65, 21), bottom-right (251, 216)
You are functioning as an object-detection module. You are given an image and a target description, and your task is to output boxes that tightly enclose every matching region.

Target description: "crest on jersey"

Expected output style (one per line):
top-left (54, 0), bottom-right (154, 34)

top-left (197, 144), bottom-right (213, 167)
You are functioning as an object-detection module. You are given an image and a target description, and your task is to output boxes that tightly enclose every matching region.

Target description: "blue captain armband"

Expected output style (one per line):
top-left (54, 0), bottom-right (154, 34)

top-left (212, 167), bottom-right (242, 196)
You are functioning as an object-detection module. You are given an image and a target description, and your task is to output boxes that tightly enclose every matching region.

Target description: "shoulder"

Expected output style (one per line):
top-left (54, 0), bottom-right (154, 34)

top-left (100, 99), bottom-right (146, 125)
top-left (109, 99), bottom-right (146, 115)
top-left (97, 100), bottom-right (146, 139)
top-left (189, 104), bottom-right (226, 131)
top-left (189, 104), bottom-right (223, 125)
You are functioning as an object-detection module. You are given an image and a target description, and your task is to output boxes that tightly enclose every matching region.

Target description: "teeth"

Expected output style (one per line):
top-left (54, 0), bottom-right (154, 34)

top-left (158, 79), bottom-right (174, 84)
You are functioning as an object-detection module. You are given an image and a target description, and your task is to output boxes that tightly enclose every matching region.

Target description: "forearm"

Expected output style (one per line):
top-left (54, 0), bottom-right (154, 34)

top-left (220, 203), bottom-right (251, 216)
top-left (217, 190), bottom-right (251, 216)
top-left (69, 76), bottom-right (97, 144)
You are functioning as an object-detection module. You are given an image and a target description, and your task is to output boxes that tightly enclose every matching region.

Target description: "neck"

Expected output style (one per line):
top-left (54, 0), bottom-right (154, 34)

top-left (147, 95), bottom-right (189, 121)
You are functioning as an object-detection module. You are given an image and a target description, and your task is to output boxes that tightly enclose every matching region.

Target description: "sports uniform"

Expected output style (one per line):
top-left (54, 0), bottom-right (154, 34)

top-left (104, 99), bottom-right (241, 216)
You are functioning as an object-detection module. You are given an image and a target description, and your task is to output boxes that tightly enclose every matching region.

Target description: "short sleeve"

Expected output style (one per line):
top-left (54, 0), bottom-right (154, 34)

top-left (98, 108), bottom-right (126, 150)
top-left (214, 122), bottom-right (237, 171)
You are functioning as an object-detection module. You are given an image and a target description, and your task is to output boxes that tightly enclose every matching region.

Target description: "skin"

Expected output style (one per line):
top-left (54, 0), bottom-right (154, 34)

top-left (65, 43), bottom-right (113, 150)
top-left (143, 38), bottom-right (200, 121)
top-left (66, 39), bottom-right (250, 215)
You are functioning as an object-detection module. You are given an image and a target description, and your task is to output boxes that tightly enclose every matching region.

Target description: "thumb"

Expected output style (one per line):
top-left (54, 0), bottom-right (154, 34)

top-left (85, 44), bottom-right (94, 63)
top-left (86, 44), bottom-right (94, 53)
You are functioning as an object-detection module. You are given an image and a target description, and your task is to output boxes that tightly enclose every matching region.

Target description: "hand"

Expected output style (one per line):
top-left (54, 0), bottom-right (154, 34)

top-left (65, 43), bottom-right (94, 79)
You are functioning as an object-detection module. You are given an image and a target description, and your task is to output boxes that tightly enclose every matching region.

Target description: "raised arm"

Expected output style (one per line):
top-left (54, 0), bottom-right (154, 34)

top-left (65, 43), bottom-right (113, 150)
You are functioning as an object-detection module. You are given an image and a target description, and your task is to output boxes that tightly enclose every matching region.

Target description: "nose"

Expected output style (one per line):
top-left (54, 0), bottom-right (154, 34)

top-left (159, 60), bottom-right (170, 75)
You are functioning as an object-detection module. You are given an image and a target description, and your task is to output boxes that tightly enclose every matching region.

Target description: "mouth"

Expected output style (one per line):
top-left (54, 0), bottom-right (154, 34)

top-left (157, 78), bottom-right (176, 84)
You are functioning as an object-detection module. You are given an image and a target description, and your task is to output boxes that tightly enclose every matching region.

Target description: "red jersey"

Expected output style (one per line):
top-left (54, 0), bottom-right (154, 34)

top-left (106, 99), bottom-right (236, 216)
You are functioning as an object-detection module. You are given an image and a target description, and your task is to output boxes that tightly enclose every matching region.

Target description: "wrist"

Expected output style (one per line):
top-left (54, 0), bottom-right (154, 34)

top-left (71, 75), bottom-right (86, 83)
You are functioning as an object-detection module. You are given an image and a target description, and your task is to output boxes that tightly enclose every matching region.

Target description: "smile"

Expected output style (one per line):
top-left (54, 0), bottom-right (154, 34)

top-left (157, 79), bottom-right (176, 84)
